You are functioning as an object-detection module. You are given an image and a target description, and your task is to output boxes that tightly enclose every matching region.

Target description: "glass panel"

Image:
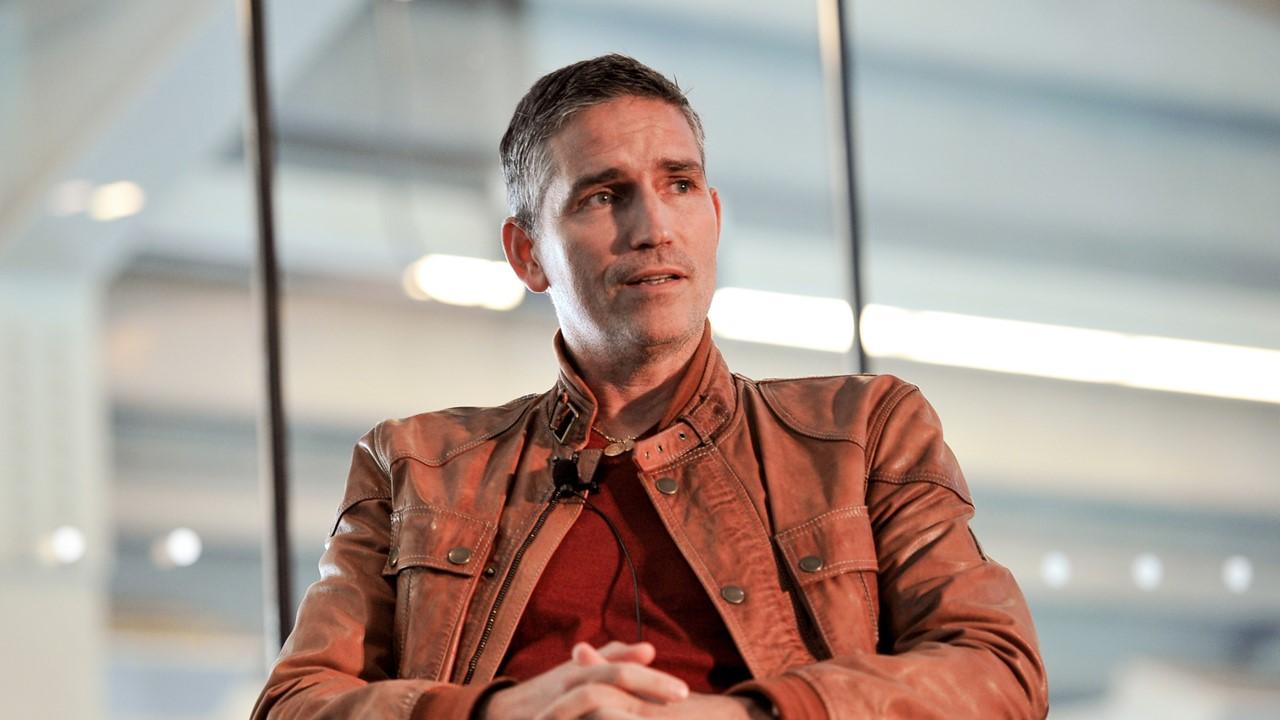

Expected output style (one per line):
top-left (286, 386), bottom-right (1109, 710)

top-left (852, 2), bottom-right (1280, 715)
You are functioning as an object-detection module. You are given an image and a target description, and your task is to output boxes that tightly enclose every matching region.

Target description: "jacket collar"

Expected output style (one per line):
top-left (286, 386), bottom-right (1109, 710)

top-left (544, 325), bottom-right (737, 469)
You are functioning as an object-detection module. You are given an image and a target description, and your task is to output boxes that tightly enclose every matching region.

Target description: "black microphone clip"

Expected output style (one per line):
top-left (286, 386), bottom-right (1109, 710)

top-left (551, 454), bottom-right (600, 494)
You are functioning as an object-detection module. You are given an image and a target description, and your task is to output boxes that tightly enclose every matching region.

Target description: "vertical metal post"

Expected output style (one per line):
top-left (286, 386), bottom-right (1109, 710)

top-left (817, 0), bottom-right (869, 373)
top-left (238, 0), bottom-right (294, 660)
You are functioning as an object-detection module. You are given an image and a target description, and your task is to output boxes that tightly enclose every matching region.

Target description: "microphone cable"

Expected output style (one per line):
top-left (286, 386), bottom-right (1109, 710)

top-left (552, 457), bottom-right (645, 643)
top-left (564, 489), bottom-right (645, 644)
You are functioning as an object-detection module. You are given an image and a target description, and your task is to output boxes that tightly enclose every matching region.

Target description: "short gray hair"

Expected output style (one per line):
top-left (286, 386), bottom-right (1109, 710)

top-left (499, 54), bottom-right (706, 234)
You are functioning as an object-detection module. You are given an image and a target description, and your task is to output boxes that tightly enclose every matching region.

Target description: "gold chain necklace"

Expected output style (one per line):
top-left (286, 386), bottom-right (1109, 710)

top-left (592, 426), bottom-right (636, 457)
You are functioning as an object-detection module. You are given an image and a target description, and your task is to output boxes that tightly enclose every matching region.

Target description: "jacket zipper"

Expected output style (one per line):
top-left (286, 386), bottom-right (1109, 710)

top-left (462, 484), bottom-right (567, 684)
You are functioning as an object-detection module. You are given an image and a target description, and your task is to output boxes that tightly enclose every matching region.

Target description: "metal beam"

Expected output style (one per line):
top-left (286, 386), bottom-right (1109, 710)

top-left (817, 0), bottom-right (868, 373)
top-left (238, 0), bottom-right (294, 660)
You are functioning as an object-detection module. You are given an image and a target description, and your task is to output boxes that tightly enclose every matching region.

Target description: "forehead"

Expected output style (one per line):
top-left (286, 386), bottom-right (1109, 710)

top-left (546, 96), bottom-right (700, 180)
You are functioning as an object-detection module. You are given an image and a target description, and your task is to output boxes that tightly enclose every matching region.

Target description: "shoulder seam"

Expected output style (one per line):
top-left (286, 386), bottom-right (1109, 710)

top-left (755, 376), bottom-right (867, 446)
top-left (867, 471), bottom-right (974, 507)
top-left (330, 493), bottom-right (391, 537)
top-left (753, 372), bottom-right (877, 385)
top-left (386, 393), bottom-right (540, 468)
top-left (863, 383), bottom-right (919, 475)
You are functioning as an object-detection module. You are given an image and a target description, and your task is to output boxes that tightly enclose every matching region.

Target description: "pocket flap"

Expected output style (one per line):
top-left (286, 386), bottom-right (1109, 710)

top-left (383, 504), bottom-right (496, 577)
top-left (774, 505), bottom-right (877, 587)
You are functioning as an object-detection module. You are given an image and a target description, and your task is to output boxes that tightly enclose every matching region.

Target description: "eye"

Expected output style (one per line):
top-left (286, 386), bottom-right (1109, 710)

top-left (673, 179), bottom-right (691, 193)
top-left (585, 191), bottom-right (615, 207)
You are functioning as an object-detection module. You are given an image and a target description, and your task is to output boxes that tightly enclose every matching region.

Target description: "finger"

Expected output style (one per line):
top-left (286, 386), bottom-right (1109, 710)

top-left (573, 641), bottom-right (609, 667)
top-left (533, 682), bottom-right (655, 720)
top-left (596, 641), bottom-right (656, 665)
top-left (576, 661), bottom-right (688, 703)
top-left (590, 709), bottom-right (648, 720)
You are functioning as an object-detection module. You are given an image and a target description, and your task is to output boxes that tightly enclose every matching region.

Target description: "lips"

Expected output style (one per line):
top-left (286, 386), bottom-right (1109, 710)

top-left (622, 266), bottom-right (687, 286)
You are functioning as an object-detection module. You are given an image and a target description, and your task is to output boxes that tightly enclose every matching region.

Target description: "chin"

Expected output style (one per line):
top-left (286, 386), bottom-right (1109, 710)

top-left (613, 316), bottom-right (701, 352)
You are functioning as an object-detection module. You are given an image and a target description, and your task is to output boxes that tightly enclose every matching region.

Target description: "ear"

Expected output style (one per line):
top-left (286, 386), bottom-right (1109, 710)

top-left (501, 217), bottom-right (549, 293)
top-left (710, 186), bottom-right (723, 241)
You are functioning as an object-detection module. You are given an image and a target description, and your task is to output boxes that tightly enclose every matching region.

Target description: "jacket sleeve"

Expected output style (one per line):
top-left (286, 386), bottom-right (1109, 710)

top-left (250, 429), bottom-right (508, 720)
top-left (738, 384), bottom-right (1049, 719)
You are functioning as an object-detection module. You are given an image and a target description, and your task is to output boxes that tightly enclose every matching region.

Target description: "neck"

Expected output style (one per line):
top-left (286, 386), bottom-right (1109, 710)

top-left (565, 330), bottom-right (702, 440)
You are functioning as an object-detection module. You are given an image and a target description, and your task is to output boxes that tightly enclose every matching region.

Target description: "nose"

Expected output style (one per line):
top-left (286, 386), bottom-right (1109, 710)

top-left (626, 186), bottom-right (673, 249)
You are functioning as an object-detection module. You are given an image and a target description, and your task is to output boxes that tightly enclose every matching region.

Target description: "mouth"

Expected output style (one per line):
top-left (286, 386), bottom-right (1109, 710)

top-left (623, 267), bottom-right (687, 287)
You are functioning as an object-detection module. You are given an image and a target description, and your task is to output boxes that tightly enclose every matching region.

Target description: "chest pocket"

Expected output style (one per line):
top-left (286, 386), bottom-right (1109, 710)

top-left (382, 504), bottom-right (496, 680)
top-left (774, 505), bottom-right (880, 656)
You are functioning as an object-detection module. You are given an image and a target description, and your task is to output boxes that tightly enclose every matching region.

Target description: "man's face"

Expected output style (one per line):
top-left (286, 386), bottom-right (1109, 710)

top-left (508, 96), bottom-right (721, 355)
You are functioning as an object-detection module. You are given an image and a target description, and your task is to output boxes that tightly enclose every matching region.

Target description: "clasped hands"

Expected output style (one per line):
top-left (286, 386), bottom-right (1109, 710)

top-left (479, 641), bottom-right (770, 720)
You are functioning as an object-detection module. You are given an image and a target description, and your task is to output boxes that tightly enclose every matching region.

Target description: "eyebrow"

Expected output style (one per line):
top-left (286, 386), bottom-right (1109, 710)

top-left (564, 168), bottom-right (624, 205)
top-left (563, 158), bottom-right (706, 207)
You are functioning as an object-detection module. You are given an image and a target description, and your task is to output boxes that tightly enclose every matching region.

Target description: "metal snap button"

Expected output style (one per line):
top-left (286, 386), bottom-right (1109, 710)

top-left (483, 564), bottom-right (497, 578)
top-left (655, 477), bottom-right (678, 495)
top-left (388, 547), bottom-right (399, 567)
top-left (721, 585), bottom-right (746, 604)
top-left (446, 547), bottom-right (472, 565)
top-left (798, 555), bottom-right (824, 573)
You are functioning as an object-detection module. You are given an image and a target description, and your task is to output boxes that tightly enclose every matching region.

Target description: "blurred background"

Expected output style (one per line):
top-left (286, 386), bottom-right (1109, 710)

top-left (2, 0), bottom-right (1278, 717)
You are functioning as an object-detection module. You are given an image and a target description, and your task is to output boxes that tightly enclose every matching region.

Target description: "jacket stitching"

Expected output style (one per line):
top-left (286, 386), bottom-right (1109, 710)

top-left (775, 506), bottom-right (867, 539)
top-left (648, 498), bottom-right (769, 676)
top-left (754, 372), bottom-right (877, 384)
top-left (868, 470), bottom-right (954, 485)
top-left (864, 384), bottom-right (919, 475)
top-left (329, 495), bottom-right (390, 537)
top-left (867, 472), bottom-right (973, 506)
top-left (425, 572), bottom-right (473, 681)
top-left (641, 443), bottom-right (717, 475)
top-left (757, 383), bottom-right (867, 445)
top-left (386, 395), bottom-right (539, 468)
top-left (451, 482), bottom-right (550, 676)
top-left (796, 582), bottom-right (839, 668)
top-left (712, 444), bottom-right (775, 541)
top-left (776, 509), bottom-right (877, 580)
top-left (393, 524), bottom-right (496, 569)
top-left (788, 558), bottom-right (877, 579)
top-left (372, 424), bottom-right (391, 477)
top-left (708, 445), bottom-right (821, 670)
top-left (858, 572), bottom-right (879, 644)
top-left (391, 501), bottom-right (496, 527)
top-left (398, 570), bottom-right (413, 675)
top-left (640, 444), bottom-right (772, 675)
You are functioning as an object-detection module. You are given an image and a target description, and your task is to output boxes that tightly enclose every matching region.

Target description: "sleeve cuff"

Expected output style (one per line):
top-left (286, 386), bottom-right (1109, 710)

top-left (410, 677), bottom-right (518, 720)
top-left (731, 673), bottom-right (826, 720)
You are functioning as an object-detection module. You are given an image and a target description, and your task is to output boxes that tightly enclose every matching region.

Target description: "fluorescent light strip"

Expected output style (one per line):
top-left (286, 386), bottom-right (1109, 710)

top-left (859, 303), bottom-right (1280, 404)
top-left (708, 288), bottom-right (1280, 404)
top-left (403, 254), bottom-right (526, 311)
top-left (709, 287), bottom-right (854, 352)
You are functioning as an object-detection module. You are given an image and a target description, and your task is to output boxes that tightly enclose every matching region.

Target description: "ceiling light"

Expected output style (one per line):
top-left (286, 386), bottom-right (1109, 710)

top-left (1222, 555), bottom-right (1252, 594)
top-left (709, 287), bottom-right (854, 353)
top-left (89, 181), bottom-right (146, 222)
top-left (43, 525), bottom-right (86, 565)
top-left (403, 254), bottom-right (525, 311)
top-left (1131, 553), bottom-right (1163, 591)
top-left (860, 304), bottom-right (1280, 404)
top-left (1039, 551), bottom-right (1071, 589)
top-left (152, 527), bottom-right (203, 569)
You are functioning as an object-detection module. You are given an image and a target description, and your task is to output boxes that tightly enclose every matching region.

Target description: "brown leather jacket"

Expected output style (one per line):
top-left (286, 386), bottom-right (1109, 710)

top-left (252, 343), bottom-right (1048, 719)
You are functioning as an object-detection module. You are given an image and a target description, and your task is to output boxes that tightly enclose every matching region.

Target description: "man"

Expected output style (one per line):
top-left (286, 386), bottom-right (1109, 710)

top-left (253, 55), bottom-right (1047, 719)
